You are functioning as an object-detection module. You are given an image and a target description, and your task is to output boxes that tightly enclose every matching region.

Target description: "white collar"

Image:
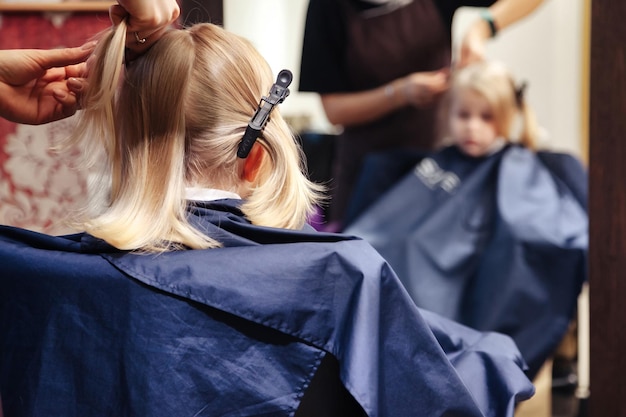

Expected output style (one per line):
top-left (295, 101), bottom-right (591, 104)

top-left (185, 187), bottom-right (241, 202)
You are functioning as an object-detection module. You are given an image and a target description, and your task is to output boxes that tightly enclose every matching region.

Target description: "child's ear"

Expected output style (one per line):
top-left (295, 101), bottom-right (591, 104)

top-left (242, 141), bottom-right (266, 183)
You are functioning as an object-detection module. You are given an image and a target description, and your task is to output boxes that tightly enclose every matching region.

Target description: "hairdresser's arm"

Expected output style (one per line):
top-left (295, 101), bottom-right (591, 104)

top-left (321, 69), bottom-right (449, 127)
top-left (458, 0), bottom-right (545, 67)
top-left (110, 0), bottom-right (180, 54)
top-left (0, 45), bottom-right (93, 125)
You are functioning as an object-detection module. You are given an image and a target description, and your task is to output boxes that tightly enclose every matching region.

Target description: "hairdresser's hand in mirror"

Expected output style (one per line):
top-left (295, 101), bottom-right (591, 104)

top-left (0, 44), bottom-right (93, 125)
top-left (457, 19), bottom-right (491, 68)
top-left (402, 69), bottom-right (449, 108)
top-left (110, 0), bottom-right (180, 54)
top-left (459, 0), bottom-right (546, 67)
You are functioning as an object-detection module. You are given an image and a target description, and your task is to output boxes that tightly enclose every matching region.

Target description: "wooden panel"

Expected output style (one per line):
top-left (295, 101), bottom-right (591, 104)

top-left (589, 0), bottom-right (626, 415)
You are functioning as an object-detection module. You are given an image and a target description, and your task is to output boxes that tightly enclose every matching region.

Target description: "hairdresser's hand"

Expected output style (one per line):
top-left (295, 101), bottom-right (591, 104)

top-left (110, 0), bottom-right (180, 53)
top-left (0, 44), bottom-right (94, 125)
top-left (458, 19), bottom-right (491, 68)
top-left (459, 0), bottom-right (546, 67)
top-left (402, 69), bottom-right (449, 108)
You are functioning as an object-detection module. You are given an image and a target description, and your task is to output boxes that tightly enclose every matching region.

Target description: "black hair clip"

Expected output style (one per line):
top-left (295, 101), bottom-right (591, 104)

top-left (237, 69), bottom-right (293, 158)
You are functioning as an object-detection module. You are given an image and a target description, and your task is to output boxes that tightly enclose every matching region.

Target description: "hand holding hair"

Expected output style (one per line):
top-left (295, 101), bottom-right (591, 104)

top-left (457, 19), bottom-right (491, 68)
top-left (457, 0), bottom-right (546, 68)
top-left (0, 43), bottom-right (94, 125)
top-left (110, 0), bottom-right (180, 54)
top-left (401, 68), bottom-right (450, 108)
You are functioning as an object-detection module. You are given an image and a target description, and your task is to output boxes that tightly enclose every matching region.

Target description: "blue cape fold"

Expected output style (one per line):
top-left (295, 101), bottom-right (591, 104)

top-left (346, 145), bottom-right (588, 379)
top-left (1, 200), bottom-right (533, 416)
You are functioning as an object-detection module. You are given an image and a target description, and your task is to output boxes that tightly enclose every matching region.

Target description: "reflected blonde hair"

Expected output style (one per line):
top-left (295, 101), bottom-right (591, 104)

top-left (67, 22), bottom-right (323, 251)
top-left (440, 61), bottom-right (539, 150)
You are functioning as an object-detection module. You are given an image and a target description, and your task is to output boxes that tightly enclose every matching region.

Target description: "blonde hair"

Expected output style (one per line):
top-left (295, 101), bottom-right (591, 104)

top-left (67, 22), bottom-right (323, 251)
top-left (440, 61), bottom-right (539, 150)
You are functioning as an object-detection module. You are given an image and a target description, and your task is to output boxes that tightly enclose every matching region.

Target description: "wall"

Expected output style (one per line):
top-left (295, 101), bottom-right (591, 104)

top-left (224, 0), bottom-right (586, 156)
top-left (223, 0), bottom-right (330, 133)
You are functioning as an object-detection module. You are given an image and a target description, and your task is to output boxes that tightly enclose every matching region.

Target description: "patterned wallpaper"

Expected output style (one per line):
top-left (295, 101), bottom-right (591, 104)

top-left (0, 12), bottom-right (110, 234)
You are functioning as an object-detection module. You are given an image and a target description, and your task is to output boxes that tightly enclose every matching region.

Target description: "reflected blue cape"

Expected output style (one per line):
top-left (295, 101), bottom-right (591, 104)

top-left (0, 200), bottom-right (533, 416)
top-left (346, 145), bottom-right (588, 379)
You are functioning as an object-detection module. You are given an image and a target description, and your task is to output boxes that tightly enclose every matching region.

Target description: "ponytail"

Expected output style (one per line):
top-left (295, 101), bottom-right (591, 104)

top-left (513, 82), bottom-right (539, 151)
top-left (517, 99), bottom-right (539, 151)
top-left (68, 23), bottom-right (219, 251)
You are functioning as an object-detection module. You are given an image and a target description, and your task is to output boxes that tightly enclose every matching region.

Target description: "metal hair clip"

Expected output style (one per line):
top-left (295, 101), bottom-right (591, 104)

top-left (237, 69), bottom-right (293, 158)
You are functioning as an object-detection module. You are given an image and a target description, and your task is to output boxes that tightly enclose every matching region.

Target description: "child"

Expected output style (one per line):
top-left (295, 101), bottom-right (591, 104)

top-left (346, 60), bottom-right (588, 379)
top-left (442, 60), bottom-right (537, 157)
top-left (0, 27), bottom-right (533, 417)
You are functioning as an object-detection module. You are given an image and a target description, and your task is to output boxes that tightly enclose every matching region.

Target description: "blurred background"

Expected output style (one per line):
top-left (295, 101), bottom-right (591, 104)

top-left (0, 2), bottom-right (593, 416)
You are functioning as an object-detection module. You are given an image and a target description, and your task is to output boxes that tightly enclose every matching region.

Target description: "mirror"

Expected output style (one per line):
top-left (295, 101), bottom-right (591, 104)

top-left (222, 2), bottom-right (590, 416)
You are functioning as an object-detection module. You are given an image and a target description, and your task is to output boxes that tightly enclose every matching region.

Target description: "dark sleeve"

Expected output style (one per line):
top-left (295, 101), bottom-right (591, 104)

top-left (298, 0), bottom-right (350, 93)
top-left (434, 0), bottom-right (498, 31)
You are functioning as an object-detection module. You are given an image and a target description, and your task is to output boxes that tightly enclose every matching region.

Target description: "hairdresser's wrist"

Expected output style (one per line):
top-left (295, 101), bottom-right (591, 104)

top-left (382, 79), bottom-right (411, 110)
top-left (480, 9), bottom-right (498, 38)
top-left (125, 24), bottom-right (170, 54)
top-left (468, 18), bottom-right (492, 43)
top-left (398, 75), bottom-right (429, 108)
top-left (124, 24), bottom-right (173, 64)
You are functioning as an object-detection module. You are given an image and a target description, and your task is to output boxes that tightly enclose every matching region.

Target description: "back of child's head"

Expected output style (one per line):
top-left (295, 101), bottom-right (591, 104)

top-left (67, 22), bottom-right (322, 252)
top-left (441, 60), bottom-right (538, 151)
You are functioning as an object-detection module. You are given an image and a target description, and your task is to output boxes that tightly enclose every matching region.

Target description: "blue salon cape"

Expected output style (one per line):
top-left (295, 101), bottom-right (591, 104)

top-left (0, 200), bottom-right (533, 417)
top-left (345, 145), bottom-right (588, 379)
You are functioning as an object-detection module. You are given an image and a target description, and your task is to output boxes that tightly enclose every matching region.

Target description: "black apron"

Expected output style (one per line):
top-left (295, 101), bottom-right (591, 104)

top-left (330, 0), bottom-right (450, 225)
